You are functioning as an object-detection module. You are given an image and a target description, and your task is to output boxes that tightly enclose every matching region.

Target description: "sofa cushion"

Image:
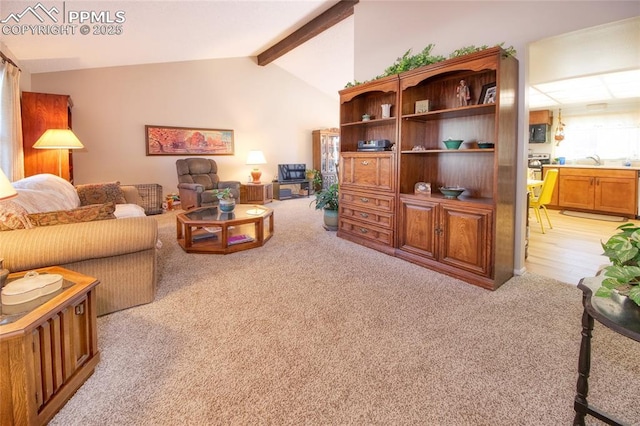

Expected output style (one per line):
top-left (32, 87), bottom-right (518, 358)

top-left (0, 200), bottom-right (33, 231)
top-left (76, 181), bottom-right (127, 206)
top-left (26, 202), bottom-right (116, 227)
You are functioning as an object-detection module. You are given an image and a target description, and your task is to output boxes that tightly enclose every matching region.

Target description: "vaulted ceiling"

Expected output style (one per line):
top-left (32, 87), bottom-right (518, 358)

top-left (0, 0), bottom-right (355, 98)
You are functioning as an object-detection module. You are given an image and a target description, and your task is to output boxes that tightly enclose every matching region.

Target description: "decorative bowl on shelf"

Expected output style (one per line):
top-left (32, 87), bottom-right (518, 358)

top-left (443, 139), bottom-right (463, 150)
top-left (478, 142), bottom-right (495, 149)
top-left (439, 187), bottom-right (465, 199)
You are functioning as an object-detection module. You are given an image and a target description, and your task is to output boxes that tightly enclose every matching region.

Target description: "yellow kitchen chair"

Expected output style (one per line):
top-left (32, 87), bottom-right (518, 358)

top-left (529, 169), bottom-right (558, 234)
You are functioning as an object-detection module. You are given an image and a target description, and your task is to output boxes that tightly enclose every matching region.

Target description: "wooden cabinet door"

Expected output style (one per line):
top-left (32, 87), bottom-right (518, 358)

top-left (21, 92), bottom-right (72, 180)
top-left (439, 205), bottom-right (492, 276)
top-left (558, 175), bottom-right (594, 210)
top-left (340, 153), bottom-right (395, 192)
top-left (595, 177), bottom-right (637, 215)
top-left (398, 198), bottom-right (438, 260)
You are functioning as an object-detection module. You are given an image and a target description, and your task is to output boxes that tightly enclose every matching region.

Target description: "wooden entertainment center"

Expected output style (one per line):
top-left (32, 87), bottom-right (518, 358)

top-left (337, 47), bottom-right (518, 290)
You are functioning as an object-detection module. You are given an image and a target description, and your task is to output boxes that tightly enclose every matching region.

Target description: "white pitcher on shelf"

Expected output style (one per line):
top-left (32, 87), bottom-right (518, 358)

top-left (381, 104), bottom-right (392, 119)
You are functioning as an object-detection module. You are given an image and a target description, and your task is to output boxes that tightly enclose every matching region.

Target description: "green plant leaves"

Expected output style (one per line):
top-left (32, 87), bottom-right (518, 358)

top-left (344, 43), bottom-right (517, 88)
top-left (597, 222), bottom-right (640, 307)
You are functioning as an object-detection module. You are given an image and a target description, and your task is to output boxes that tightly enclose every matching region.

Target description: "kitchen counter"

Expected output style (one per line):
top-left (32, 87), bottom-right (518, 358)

top-left (540, 164), bottom-right (638, 217)
top-left (543, 164), bottom-right (640, 171)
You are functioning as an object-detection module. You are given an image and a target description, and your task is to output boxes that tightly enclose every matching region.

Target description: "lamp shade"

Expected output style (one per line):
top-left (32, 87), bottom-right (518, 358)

top-left (246, 150), bottom-right (266, 165)
top-left (33, 129), bottom-right (84, 149)
top-left (0, 169), bottom-right (17, 201)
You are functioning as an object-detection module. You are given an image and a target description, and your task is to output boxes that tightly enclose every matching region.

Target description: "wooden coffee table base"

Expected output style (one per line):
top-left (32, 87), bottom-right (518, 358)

top-left (176, 205), bottom-right (274, 254)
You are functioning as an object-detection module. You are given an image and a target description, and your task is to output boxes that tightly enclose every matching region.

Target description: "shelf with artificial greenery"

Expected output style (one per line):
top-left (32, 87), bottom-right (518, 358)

top-left (344, 43), bottom-right (516, 89)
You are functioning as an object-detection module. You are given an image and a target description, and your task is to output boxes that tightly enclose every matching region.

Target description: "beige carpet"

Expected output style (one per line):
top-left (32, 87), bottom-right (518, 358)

top-left (51, 198), bottom-right (640, 425)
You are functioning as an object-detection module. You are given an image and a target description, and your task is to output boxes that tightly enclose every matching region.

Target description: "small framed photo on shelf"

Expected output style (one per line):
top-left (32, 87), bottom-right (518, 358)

top-left (414, 182), bottom-right (431, 195)
top-left (479, 83), bottom-right (497, 104)
top-left (415, 100), bottom-right (430, 114)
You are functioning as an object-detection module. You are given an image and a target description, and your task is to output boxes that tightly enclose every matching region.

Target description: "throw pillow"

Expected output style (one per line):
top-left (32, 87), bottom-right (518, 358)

top-left (26, 202), bottom-right (116, 227)
top-left (76, 181), bottom-right (127, 206)
top-left (0, 200), bottom-right (33, 231)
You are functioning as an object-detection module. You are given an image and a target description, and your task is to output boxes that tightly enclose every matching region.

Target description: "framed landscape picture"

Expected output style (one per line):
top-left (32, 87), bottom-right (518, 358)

top-left (145, 125), bottom-right (234, 156)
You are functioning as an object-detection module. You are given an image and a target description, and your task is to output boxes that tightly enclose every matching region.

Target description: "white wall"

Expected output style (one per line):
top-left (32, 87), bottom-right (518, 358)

top-left (351, 1), bottom-right (639, 276)
top-left (30, 57), bottom-right (339, 195)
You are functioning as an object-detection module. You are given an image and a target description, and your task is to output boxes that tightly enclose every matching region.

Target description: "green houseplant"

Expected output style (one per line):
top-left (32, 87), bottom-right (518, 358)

top-left (597, 223), bottom-right (640, 306)
top-left (211, 187), bottom-right (235, 212)
top-left (310, 183), bottom-right (339, 230)
top-left (305, 169), bottom-right (322, 192)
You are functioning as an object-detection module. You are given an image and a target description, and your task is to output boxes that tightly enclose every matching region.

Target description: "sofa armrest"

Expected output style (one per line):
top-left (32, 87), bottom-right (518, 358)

top-left (177, 182), bottom-right (204, 193)
top-left (0, 216), bottom-right (158, 273)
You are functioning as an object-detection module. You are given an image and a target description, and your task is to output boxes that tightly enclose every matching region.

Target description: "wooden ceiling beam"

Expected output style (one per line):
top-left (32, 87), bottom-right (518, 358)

top-left (257, 0), bottom-right (358, 66)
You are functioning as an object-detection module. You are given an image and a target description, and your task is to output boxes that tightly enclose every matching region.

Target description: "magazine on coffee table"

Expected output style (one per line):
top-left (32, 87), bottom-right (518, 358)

top-left (228, 234), bottom-right (255, 245)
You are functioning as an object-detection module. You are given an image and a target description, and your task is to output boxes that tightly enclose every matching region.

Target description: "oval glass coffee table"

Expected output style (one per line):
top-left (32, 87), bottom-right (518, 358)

top-left (176, 204), bottom-right (273, 254)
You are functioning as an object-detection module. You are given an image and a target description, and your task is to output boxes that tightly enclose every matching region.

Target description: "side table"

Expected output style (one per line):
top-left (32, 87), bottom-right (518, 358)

top-left (0, 266), bottom-right (100, 426)
top-left (240, 182), bottom-right (273, 204)
top-left (574, 275), bottom-right (640, 426)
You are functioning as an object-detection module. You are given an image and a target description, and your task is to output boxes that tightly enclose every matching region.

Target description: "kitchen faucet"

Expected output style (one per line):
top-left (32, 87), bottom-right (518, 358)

top-left (587, 154), bottom-right (602, 166)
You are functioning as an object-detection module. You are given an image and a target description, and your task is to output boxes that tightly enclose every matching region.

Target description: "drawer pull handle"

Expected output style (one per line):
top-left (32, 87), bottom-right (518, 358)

top-left (75, 304), bottom-right (85, 315)
top-left (359, 228), bottom-right (368, 234)
top-left (360, 213), bottom-right (369, 218)
top-left (360, 197), bottom-right (369, 203)
top-left (361, 161), bottom-right (369, 166)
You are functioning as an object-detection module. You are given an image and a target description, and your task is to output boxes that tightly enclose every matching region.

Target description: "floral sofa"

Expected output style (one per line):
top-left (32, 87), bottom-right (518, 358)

top-left (0, 174), bottom-right (159, 316)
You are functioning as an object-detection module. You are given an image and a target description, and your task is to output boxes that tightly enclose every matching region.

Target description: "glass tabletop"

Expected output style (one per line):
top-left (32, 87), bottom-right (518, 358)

top-left (183, 204), bottom-right (270, 223)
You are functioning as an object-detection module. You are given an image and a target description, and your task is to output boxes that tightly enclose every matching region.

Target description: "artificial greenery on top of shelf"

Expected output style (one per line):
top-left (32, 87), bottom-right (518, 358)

top-left (344, 43), bottom-right (517, 88)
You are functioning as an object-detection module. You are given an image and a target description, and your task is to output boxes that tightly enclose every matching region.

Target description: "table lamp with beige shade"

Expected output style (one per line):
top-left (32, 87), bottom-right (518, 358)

top-left (0, 169), bottom-right (17, 202)
top-left (246, 150), bottom-right (267, 184)
top-left (32, 129), bottom-right (84, 178)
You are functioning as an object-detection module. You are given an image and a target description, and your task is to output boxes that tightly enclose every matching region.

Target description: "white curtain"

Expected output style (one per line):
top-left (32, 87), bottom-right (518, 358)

top-left (0, 60), bottom-right (23, 181)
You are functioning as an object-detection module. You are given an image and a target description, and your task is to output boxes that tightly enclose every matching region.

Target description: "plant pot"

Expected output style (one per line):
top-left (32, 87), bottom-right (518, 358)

top-left (219, 199), bottom-right (235, 213)
top-left (323, 208), bottom-right (338, 231)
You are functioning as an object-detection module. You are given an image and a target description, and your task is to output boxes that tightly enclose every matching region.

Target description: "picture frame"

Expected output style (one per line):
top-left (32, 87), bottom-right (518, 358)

top-left (145, 125), bottom-right (234, 156)
top-left (479, 83), bottom-right (497, 105)
top-left (415, 99), bottom-right (430, 114)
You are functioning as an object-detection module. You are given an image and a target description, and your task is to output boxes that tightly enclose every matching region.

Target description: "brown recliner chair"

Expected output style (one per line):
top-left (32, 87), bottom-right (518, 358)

top-left (176, 158), bottom-right (241, 210)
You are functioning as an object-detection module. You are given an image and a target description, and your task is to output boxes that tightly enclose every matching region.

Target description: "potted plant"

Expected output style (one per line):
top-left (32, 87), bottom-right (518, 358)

top-left (310, 183), bottom-right (339, 231)
top-left (597, 222), bottom-right (640, 307)
top-left (211, 187), bottom-right (235, 212)
top-left (305, 169), bottom-right (322, 192)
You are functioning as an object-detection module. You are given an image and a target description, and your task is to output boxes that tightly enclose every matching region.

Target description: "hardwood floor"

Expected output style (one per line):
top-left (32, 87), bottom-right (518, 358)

top-left (525, 208), bottom-right (640, 285)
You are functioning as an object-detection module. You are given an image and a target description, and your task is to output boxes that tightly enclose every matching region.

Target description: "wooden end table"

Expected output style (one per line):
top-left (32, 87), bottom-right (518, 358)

top-left (574, 275), bottom-right (640, 425)
top-left (240, 183), bottom-right (273, 204)
top-left (176, 204), bottom-right (274, 254)
top-left (0, 266), bottom-right (100, 426)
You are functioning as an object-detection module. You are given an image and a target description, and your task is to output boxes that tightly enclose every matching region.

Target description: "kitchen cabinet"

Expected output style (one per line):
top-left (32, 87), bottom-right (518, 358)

top-left (312, 128), bottom-right (340, 190)
top-left (21, 92), bottom-right (74, 181)
top-left (557, 168), bottom-right (637, 216)
top-left (529, 110), bottom-right (552, 125)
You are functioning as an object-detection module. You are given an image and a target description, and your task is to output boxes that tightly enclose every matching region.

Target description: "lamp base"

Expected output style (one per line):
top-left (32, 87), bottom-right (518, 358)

top-left (250, 169), bottom-right (262, 184)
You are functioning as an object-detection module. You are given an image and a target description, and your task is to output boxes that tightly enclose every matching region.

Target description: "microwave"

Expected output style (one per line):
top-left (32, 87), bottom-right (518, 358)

top-left (529, 124), bottom-right (548, 143)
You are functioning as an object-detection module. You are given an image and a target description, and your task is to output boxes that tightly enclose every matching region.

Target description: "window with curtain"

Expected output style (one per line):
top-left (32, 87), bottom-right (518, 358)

top-left (0, 57), bottom-right (23, 180)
